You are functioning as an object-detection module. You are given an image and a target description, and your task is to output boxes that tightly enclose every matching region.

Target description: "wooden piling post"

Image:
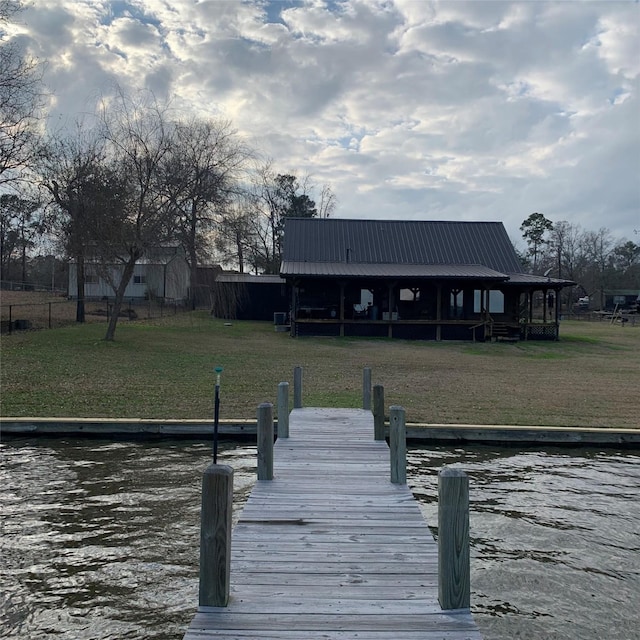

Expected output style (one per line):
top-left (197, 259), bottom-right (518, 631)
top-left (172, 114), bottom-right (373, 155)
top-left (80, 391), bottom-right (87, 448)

top-left (199, 463), bottom-right (233, 607)
top-left (438, 467), bottom-right (470, 610)
top-left (363, 367), bottom-right (372, 410)
top-left (277, 381), bottom-right (289, 438)
top-left (293, 366), bottom-right (303, 409)
top-left (373, 384), bottom-right (385, 441)
top-left (257, 402), bottom-right (274, 480)
top-left (389, 405), bottom-right (406, 484)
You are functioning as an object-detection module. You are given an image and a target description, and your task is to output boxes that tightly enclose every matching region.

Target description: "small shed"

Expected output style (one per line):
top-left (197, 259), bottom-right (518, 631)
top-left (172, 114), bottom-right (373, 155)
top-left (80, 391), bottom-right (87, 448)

top-left (213, 273), bottom-right (289, 321)
top-left (280, 218), bottom-right (575, 341)
top-left (603, 290), bottom-right (640, 311)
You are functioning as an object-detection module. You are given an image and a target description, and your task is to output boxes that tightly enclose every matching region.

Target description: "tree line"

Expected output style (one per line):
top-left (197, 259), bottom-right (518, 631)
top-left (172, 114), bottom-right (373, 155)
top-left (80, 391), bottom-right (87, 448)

top-left (519, 212), bottom-right (639, 310)
top-left (0, 2), bottom-right (335, 339)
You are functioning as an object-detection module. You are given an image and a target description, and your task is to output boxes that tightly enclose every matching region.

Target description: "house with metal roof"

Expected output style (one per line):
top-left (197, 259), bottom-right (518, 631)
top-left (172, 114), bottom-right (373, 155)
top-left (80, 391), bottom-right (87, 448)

top-left (280, 218), bottom-right (575, 341)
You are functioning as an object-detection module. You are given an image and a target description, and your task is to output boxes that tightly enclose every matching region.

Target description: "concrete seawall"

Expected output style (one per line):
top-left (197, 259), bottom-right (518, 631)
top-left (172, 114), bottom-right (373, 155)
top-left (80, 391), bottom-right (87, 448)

top-left (2, 417), bottom-right (639, 447)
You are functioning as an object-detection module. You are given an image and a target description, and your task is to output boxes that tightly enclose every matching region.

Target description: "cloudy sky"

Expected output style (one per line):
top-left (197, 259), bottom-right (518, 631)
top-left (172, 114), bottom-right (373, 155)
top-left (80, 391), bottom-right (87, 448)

top-left (11, 0), bottom-right (640, 246)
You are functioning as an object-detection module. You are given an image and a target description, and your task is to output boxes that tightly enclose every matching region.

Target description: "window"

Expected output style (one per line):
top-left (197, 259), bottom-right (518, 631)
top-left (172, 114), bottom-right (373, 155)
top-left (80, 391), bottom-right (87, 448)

top-left (450, 290), bottom-right (463, 318)
top-left (134, 274), bottom-right (146, 285)
top-left (400, 288), bottom-right (419, 301)
top-left (474, 290), bottom-right (504, 314)
top-left (85, 274), bottom-right (98, 284)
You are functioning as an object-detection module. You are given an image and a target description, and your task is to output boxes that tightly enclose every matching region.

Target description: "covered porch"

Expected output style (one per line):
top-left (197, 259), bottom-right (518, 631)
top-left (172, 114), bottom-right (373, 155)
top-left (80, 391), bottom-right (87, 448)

top-left (288, 273), bottom-right (571, 341)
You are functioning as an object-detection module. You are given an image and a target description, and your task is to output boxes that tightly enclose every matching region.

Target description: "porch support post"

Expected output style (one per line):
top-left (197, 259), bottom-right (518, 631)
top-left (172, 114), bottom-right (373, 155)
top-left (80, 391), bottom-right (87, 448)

top-left (553, 289), bottom-right (561, 340)
top-left (484, 288), bottom-right (490, 318)
top-left (543, 288), bottom-right (548, 323)
top-left (387, 281), bottom-right (395, 338)
top-left (436, 284), bottom-right (442, 341)
top-left (339, 281), bottom-right (345, 337)
top-left (290, 280), bottom-right (298, 335)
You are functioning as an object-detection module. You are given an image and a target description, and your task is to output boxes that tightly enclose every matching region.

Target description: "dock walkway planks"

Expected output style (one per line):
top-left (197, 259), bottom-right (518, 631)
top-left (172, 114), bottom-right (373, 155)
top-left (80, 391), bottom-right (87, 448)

top-left (183, 407), bottom-right (482, 639)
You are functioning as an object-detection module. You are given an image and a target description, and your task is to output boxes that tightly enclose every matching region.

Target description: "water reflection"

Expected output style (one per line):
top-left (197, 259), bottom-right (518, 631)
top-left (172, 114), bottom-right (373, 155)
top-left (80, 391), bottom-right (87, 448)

top-left (407, 445), bottom-right (640, 640)
top-left (1, 439), bottom-right (638, 640)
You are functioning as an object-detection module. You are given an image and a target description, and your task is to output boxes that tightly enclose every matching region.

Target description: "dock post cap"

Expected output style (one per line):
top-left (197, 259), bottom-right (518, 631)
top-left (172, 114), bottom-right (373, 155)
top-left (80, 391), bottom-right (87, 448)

top-left (203, 462), bottom-right (234, 474)
top-left (439, 467), bottom-right (467, 477)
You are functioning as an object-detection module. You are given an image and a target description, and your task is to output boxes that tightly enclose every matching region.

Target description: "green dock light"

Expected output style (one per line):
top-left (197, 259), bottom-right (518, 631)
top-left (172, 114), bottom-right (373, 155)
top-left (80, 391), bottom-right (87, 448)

top-left (213, 366), bottom-right (224, 463)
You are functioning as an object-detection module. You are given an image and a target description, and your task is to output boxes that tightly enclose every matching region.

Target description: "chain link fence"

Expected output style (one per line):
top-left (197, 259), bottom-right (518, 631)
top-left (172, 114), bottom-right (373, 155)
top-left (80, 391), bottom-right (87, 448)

top-left (1, 296), bottom-right (188, 334)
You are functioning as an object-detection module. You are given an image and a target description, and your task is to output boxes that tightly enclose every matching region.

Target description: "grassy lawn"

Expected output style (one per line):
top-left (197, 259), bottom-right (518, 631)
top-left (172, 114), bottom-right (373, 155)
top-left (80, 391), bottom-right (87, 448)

top-left (1, 313), bottom-right (638, 428)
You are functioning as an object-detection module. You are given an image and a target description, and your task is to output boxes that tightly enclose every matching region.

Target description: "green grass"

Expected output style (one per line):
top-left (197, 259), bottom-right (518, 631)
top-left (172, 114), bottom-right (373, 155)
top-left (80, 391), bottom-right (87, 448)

top-left (1, 315), bottom-right (638, 428)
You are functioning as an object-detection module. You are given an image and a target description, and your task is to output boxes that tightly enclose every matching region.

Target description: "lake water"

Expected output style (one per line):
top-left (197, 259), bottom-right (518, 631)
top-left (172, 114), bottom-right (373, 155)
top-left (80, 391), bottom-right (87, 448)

top-left (1, 438), bottom-right (638, 639)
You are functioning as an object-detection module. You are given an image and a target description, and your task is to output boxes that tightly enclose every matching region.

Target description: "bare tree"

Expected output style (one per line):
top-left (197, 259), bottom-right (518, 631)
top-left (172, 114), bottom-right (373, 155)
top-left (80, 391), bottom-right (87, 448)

top-left (160, 117), bottom-right (250, 307)
top-left (0, 0), bottom-right (44, 185)
top-left (537, 223), bottom-right (638, 310)
top-left (581, 227), bottom-right (614, 309)
top-left (99, 88), bottom-right (172, 340)
top-left (317, 183), bottom-right (337, 219)
top-left (547, 220), bottom-right (582, 310)
top-left (214, 194), bottom-right (257, 273)
top-left (250, 163), bottom-right (318, 273)
top-left (216, 162), bottom-right (335, 275)
top-left (39, 122), bottom-right (118, 322)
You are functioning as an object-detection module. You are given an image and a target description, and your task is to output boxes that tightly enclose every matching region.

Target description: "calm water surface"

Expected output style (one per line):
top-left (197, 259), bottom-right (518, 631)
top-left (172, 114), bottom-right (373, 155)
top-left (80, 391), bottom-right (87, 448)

top-left (1, 438), bottom-right (638, 640)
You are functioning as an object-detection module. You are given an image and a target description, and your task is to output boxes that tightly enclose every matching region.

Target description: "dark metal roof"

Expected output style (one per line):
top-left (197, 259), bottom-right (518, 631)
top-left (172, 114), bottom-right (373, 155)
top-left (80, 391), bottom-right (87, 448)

top-left (504, 273), bottom-right (576, 287)
top-left (281, 261), bottom-right (508, 280)
top-left (216, 273), bottom-right (284, 284)
top-left (282, 218), bottom-right (524, 273)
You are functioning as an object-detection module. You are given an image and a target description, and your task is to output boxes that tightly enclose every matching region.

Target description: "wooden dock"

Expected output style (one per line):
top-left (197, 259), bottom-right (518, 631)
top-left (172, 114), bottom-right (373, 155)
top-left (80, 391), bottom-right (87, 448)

top-left (183, 407), bottom-right (482, 639)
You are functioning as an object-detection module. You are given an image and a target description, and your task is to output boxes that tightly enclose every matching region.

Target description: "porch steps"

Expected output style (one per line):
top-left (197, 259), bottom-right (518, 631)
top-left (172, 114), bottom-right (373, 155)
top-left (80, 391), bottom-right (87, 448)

top-left (490, 322), bottom-right (520, 342)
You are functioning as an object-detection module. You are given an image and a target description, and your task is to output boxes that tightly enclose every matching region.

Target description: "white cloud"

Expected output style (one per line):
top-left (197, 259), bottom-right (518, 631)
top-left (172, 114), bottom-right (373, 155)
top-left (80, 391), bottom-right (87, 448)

top-left (12, 0), bottom-right (640, 242)
top-left (594, 12), bottom-right (639, 80)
